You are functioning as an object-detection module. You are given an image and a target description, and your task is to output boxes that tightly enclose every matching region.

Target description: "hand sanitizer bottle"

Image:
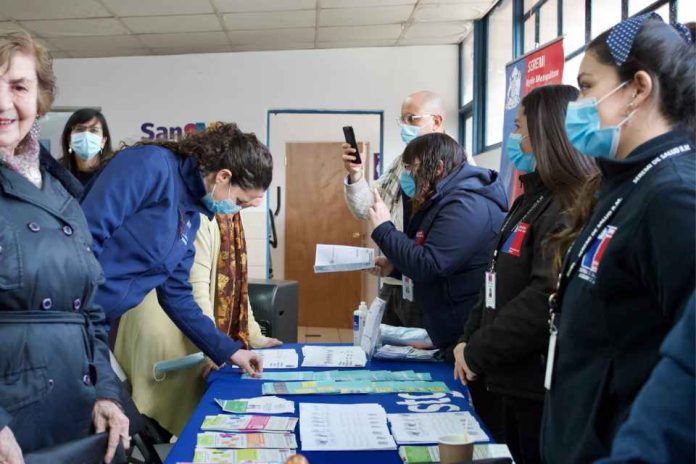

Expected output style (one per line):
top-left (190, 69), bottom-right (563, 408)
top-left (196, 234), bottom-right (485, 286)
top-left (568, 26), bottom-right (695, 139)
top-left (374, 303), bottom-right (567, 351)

top-left (353, 301), bottom-right (368, 346)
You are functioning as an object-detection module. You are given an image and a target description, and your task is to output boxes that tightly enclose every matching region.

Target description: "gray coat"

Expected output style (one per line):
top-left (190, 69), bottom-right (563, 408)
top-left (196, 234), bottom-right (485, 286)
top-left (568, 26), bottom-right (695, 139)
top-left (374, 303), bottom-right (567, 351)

top-left (0, 149), bottom-right (120, 452)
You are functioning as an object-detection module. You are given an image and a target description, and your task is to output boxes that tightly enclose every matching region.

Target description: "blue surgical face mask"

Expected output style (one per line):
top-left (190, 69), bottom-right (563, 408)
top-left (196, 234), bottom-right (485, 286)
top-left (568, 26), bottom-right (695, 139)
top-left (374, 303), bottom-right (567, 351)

top-left (70, 131), bottom-right (103, 161)
top-left (399, 170), bottom-right (416, 198)
top-left (201, 183), bottom-right (241, 215)
top-left (507, 133), bottom-right (536, 173)
top-left (400, 124), bottom-right (421, 145)
top-left (565, 81), bottom-right (636, 159)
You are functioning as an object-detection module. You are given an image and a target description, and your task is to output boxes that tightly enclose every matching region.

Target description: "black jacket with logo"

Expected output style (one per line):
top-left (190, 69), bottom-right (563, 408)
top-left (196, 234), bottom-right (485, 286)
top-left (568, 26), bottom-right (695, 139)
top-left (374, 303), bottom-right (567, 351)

top-left (541, 129), bottom-right (696, 464)
top-left (460, 172), bottom-right (561, 402)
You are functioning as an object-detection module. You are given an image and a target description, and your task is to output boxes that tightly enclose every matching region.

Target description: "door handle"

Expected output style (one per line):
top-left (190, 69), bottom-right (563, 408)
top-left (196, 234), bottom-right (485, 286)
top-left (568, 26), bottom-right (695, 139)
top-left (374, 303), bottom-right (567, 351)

top-left (352, 232), bottom-right (361, 239)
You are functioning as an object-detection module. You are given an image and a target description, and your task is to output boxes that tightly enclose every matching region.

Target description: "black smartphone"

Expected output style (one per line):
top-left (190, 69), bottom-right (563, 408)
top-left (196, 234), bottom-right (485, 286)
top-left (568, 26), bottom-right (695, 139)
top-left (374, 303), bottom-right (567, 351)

top-left (342, 126), bottom-right (362, 164)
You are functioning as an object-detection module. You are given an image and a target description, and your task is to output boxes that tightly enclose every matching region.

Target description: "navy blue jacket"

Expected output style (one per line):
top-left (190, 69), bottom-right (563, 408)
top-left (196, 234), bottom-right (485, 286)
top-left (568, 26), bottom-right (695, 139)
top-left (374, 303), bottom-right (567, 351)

top-left (596, 294), bottom-right (695, 464)
top-left (542, 129), bottom-right (696, 463)
top-left (372, 164), bottom-right (507, 350)
top-left (81, 145), bottom-right (242, 365)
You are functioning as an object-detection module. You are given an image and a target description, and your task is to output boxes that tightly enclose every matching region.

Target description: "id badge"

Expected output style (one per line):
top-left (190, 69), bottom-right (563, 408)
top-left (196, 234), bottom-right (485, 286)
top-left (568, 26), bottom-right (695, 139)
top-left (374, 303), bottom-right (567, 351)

top-left (402, 276), bottom-right (414, 302)
top-left (544, 330), bottom-right (557, 390)
top-left (485, 272), bottom-right (496, 309)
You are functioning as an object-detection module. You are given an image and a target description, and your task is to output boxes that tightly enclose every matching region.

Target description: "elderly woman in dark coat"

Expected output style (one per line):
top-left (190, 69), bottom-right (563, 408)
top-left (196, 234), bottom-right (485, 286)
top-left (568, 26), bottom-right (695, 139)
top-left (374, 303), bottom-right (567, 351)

top-left (0, 32), bottom-right (128, 463)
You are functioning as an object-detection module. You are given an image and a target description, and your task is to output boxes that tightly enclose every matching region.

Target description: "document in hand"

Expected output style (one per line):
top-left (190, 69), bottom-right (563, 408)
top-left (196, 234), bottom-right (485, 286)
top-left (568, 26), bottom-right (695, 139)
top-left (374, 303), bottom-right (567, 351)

top-left (313, 244), bottom-right (374, 273)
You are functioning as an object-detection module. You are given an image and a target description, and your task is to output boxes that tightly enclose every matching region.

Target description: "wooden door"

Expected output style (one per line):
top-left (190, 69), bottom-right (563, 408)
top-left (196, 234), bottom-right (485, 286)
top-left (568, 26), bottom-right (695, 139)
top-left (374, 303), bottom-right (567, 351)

top-left (285, 142), bottom-right (367, 328)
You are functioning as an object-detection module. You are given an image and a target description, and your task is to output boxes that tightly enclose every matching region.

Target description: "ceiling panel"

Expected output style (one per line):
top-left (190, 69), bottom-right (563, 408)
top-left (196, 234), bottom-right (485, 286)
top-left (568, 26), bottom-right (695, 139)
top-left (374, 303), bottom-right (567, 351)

top-left (223, 10), bottom-right (316, 30)
top-left (151, 44), bottom-right (233, 55)
top-left (20, 18), bottom-right (129, 37)
top-left (0, 0), bottom-right (111, 20)
top-left (138, 31), bottom-right (230, 48)
top-left (122, 14), bottom-right (222, 34)
top-left (49, 35), bottom-right (144, 52)
top-left (100, 0), bottom-right (214, 17)
top-left (321, 0), bottom-right (416, 7)
top-left (317, 38), bottom-right (396, 48)
top-left (213, 0), bottom-right (316, 13)
top-left (319, 5), bottom-right (413, 26)
top-left (232, 42), bottom-right (315, 51)
top-left (318, 24), bottom-right (402, 41)
top-left (414, 3), bottom-right (488, 22)
top-left (0, 21), bottom-right (25, 32)
top-left (403, 21), bottom-right (470, 39)
top-left (67, 48), bottom-right (151, 58)
top-left (227, 28), bottom-right (315, 45)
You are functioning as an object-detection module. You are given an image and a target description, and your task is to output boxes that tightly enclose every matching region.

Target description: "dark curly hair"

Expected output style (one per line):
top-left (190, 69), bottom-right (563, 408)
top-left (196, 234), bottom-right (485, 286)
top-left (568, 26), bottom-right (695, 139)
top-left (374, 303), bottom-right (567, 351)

top-left (134, 122), bottom-right (273, 190)
top-left (402, 133), bottom-right (466, 214)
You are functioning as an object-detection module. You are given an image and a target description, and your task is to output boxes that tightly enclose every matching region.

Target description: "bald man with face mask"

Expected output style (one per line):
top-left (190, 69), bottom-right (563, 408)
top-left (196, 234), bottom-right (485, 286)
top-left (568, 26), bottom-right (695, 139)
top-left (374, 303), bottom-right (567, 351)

top-left (341, 91), bottom-right (474, 330)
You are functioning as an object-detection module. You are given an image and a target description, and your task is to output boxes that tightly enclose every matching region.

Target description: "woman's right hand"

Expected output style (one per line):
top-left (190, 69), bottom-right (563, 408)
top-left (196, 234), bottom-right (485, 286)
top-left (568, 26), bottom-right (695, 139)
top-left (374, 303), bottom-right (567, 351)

top-left (230, 349), bottom-right (263, 377)
top-left (453, 342), bottom-right (468, 385)
top-left (341, 143), bottom-right (363, 183)
top-left (0, 426), bottom-right (24, 464)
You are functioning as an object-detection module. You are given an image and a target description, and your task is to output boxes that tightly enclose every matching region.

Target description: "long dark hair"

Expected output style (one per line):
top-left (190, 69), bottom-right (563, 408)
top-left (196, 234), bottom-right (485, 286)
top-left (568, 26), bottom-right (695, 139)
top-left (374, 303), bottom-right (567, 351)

top-left (60, 108), bottom-right (114, 173)
top-left (551, 18), bottom-right (696, 275)
top-left (522, 85), bottom-right (598, 210)
top-left (402, 133), bottom-right (466, 213)
top-left (133, 122), bottom-right (273, 191)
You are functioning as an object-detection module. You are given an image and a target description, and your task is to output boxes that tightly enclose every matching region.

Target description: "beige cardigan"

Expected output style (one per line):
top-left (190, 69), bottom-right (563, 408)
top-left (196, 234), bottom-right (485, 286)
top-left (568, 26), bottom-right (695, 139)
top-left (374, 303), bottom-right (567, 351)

top-left (114, 214), bottom-right (268, 435)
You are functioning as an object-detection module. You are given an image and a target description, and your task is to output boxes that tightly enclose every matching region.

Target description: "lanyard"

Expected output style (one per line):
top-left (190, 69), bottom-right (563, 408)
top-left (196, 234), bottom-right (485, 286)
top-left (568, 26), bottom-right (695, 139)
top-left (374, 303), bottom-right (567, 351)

top-left (489, 193), bottom-right (547, 272)
top-left (549, 143), bottom-right (693, 324)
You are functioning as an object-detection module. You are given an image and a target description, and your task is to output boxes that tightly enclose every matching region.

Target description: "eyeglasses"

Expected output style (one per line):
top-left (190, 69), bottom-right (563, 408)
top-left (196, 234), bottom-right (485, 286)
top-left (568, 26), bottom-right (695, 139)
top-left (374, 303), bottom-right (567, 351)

top-left (397, 113), bottom-right (436, 126)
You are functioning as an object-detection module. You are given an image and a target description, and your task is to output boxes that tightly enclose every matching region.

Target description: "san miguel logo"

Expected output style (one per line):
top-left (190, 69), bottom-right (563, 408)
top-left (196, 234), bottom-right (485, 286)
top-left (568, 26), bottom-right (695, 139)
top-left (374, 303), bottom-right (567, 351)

top-left (140, 121), bottom-right (221, 140)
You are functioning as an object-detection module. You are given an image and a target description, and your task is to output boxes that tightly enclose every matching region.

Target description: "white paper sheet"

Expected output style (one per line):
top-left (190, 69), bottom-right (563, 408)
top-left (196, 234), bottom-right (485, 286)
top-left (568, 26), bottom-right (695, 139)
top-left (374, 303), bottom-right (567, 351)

top-left (300, 345), bottom-right (367, 368)
top-left (299, 403), bottom-right (397, 451)
top-left (254, 348), bottom-right (299, 369)
top-left (360, 297), bottom-right (387, 358)
top-left (313, 244), bottom-right (374, 273)
top-left (387, 412), bottom-right (488, 444)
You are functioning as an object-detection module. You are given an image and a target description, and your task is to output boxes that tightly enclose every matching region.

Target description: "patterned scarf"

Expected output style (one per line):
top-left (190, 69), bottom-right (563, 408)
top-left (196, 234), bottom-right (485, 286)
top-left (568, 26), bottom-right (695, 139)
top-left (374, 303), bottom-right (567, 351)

top-left (214, 213), bottom-right (250, 349)
top-left (0, 122), bottom-right (42, 188)
top-left (377, 155), bottom-right (405, 231)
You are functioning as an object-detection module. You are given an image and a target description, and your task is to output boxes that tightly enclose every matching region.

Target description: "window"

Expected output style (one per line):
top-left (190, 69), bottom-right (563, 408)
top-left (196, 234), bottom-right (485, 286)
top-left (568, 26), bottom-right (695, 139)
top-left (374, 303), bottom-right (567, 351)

top-left (629, 0), bottom-right (657, 15)
top-left (524, 11), bottom-right (536, 52)
top-left (465, 117), bottom-right (473, 157)
top-left (592, 0), bottom-right (622, 38)
top-left (539, 0), bottom-right (559, 45)
top-left (678, 0), bottom-right (696, 22)
top-left (485, 0), bottom-right (513, 146)
top-left (563, 0), bottom-right (586, 52)
top-left (563, 52), bottom-right (584, 86)
top-left (461, 32), bottom-right (474, 106)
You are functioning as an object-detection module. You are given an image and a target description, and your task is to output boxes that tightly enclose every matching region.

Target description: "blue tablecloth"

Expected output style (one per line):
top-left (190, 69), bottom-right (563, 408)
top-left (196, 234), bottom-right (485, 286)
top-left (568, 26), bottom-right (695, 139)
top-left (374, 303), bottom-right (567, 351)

top-left (165, 343), bottom-right (492, 464)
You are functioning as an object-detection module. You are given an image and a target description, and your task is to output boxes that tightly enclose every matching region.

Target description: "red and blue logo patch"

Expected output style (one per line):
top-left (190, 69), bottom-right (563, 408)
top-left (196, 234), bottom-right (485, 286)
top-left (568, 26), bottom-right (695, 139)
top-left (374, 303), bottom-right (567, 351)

top-left (501, 222), bottom-right (530, 257)
top-left (579, 225), bottom-right (617, 283)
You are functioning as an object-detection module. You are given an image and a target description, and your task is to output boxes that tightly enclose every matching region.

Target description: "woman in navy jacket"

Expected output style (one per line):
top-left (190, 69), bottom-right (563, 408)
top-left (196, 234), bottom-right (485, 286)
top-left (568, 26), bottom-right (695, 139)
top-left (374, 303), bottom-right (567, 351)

top-left (542, 15), bottom-right (695, 463)
top-left (81, 123), bottom-right (272, 375)
top-left (369, 133), bottom-right (507, 353)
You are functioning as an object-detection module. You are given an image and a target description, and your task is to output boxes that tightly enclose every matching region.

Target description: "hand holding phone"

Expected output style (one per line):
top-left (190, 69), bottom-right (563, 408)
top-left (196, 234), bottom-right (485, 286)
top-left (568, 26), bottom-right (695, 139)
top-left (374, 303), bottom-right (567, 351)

top-left (342, 126), bottom-right (362, 164)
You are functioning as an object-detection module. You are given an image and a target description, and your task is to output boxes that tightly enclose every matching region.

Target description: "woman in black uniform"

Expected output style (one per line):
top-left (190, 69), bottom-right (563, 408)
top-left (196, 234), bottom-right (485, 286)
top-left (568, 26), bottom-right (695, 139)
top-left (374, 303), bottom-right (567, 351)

top-left (453, 84), bottom-right (597, 464)
top-left (542, 14), bottom-right (695, 463)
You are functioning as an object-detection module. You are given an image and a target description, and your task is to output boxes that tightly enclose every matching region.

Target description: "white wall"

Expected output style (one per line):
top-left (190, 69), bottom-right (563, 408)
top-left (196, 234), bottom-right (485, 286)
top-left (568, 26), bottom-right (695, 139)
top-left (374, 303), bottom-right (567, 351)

top-left (51, 45), bottom-right (459, 276)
